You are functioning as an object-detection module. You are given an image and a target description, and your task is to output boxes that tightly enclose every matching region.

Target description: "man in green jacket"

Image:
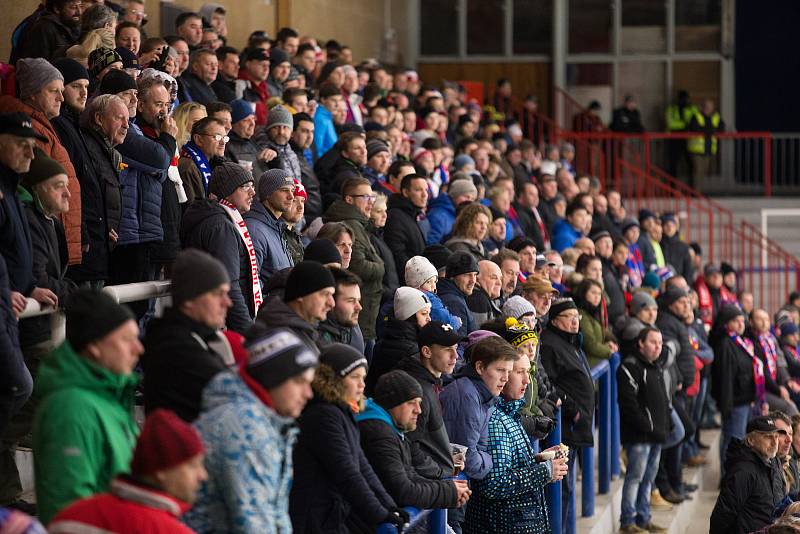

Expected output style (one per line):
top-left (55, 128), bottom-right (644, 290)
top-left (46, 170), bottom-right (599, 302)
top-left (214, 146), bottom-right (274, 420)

top-left (33, 289), bottom-right (142, 524)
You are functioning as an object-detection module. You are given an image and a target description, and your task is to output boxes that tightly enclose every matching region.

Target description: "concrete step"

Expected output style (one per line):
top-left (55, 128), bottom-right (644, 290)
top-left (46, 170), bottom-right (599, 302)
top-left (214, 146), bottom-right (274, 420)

top-left (573, 429), bottom-right (720, 534)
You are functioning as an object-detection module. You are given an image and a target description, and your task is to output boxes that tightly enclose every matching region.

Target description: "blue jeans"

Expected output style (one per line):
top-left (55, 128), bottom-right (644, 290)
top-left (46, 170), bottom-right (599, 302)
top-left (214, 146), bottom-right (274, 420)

top-left (720, 404), bottom-right (750, 473)
top-left (663, 407), bottom-right (685, 449)
top-left (621, 443), bottom-right (662, 526)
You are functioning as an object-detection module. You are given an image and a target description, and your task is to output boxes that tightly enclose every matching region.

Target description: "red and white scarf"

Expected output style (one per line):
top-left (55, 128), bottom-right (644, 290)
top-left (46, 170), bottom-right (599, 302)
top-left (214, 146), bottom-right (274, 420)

top-left (219, 198), bottom-right (262, 314)
top-left (758, 333), bottom-right (779, 381)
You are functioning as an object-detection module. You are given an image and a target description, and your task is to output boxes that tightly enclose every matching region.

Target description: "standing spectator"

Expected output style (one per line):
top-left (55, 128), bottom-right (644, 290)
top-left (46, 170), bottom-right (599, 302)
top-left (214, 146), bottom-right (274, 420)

top-left (396, 321), bottom-right (462, 473)
top-left (186, 328), bottom-right (318, 533)
top-left (440, 336), bottom-right (518, 531)
top-left (710, 416), bottom-right (785, 534)
top-left (552, 201), bottom-right (589, 253)
top-left (426, 178), bottom-right (477, 246)
top-left (367, 193), bottom-right (399, 304)
top-left (0, 59), bottom-right (82, 265)
top-left (179, 50), bottom-right (219, 105)
top-left (178, 116), bottom-right (227, 202)
top-left (357, 370), bottom-right (468, 512)
top-left (259, 105), bottom-right (302, 180)
top-left (141, 249), bottom-right (232, 422)
top-left (290, 343), bottom-right (405, 534)
top-left (363, 140), bottom-right (391, 191)
top-left (14, 0), bottom-right (81, 62)
top-left (49, 409), bottom-right (206, 534)
top-left (438, 251), bottom-right (480, 337)
top-left (575, 278), bottom-right (618, 367)
top-left (291, 112), bottom-right (323, 220)
top-left (695, 263), bottom-right (737, 331)
top-left (750, 309), bottom-right (799, 416)
top-left (660, 213), bottom-right (694, 281)
top-left (513, 182), bottom-right (548, 252)
top-left (225, 99), bottom-right (270, 179)
top-left (617, 327), bottom-right (670, 534)
top-left (236, 48), bottom-right (271, 126)
top-left (665, 90), bottom-right (697, 178)
top-left (33, 290), bottom-right (142, 524)
top-left (712, 304), bottom-right (762, 467)
top-left (367, 287), bottom-right (432, 394)
top-left (464, 348), bottom-right (566, 534)
top-left (595, 231), bottom-right (626, 327)
top-left (255, 261), bottom-right (336, 352)
top-left (319, 267), bottom-right (365, 353)
top-left (175, 12), bottom-right (203, 50)
top-left (324, 177), bottom-right (385, 348)
top-left (384, 173), bottom-right (429, 280)
top-left (637, 210), bottom-right (659, 270)
top-left (688, 99), bottom-right (724, 187)
top-left (244, 168), bottom-right (295, 286)
top-left (180, 161), bottom-right (258, 333)
top-left (314, 82), bottom-right (344, 157)
top-left (467, 260), bottom-right (503, 326)
top-left (610, 95), bottom-right (645, 133)
top-left (540, 297), bottom-right (596, 531)
top-left (211, 46), bottom-right (239, 102)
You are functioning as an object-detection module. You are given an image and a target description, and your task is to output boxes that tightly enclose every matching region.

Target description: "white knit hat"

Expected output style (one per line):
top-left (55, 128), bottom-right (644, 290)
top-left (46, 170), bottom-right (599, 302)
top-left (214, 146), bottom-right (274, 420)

top-left (404, 256), bottom-right (438, 289)
top-left (502, 295), bottom-right (536, 321)
top-left (394, 287), bottom-right (431, 321)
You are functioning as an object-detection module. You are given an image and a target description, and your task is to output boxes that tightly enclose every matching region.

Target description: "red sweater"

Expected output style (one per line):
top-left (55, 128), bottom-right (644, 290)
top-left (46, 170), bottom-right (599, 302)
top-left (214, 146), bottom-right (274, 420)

top-left (49, 477), bottom-right (196, 534)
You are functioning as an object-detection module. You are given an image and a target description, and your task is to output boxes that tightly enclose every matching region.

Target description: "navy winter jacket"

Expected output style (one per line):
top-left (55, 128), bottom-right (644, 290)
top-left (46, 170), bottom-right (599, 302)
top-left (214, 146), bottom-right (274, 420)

top-left (437, 277), bottom-right (476, 337)
top-left (243, 201), bottom-right (293, 289)
top-left (426, 193), bottom-right (457, 246)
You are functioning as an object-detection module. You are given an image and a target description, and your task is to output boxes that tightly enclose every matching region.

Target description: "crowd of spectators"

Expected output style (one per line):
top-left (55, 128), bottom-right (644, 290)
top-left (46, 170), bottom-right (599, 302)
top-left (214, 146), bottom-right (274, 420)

top-left (0, 1), bottom-right (797, 533)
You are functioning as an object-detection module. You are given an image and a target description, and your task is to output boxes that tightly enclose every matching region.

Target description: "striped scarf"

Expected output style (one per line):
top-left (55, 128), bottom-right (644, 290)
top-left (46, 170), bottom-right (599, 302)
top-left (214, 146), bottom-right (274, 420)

top-left (758, 333), bottom-right (779, 381)
top-left (730, 331), bottom-right (765, 414)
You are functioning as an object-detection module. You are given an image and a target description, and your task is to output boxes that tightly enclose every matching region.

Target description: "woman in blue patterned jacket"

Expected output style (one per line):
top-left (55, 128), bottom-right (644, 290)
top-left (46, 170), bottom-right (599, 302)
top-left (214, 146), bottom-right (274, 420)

top-left (464, 351), bottom-right (569, 534)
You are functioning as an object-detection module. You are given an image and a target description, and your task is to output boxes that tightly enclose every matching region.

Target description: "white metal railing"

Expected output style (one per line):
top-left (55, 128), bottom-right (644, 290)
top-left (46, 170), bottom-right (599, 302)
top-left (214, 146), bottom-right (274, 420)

top-left (18, 281), bottom-right (172, 344)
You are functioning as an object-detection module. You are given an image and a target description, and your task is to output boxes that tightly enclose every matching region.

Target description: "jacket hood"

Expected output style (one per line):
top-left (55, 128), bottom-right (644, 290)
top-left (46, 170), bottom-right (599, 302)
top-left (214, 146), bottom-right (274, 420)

top-left (323, 198), bottom-right (368, 225)
top-left (429, 193), bottom-right (455, 215)
top-left (256, 297), bottom-right (317, 335)
top-left (387, 192), bottom-right (421, 216)
top-left (724, 438), bottom-right (772, 471)
top-left (179, 199), bottom-right (228, 241)
top-left (355, 398), bottom-right (403, 436)
top-left (396, 356), bottom-right (439, 386)
top-left (36, 341), bottom-right (138, 408)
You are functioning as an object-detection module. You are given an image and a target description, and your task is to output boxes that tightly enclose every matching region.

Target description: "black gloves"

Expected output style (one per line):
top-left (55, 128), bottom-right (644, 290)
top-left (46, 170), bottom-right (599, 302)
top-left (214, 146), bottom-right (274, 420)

top-left (383, 508), bottom-right (410, 532)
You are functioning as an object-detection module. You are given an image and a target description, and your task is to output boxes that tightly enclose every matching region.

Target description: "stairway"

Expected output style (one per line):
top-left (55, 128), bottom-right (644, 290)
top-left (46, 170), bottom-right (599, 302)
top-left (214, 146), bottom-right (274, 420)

top-left (714, 196), bottom-right (800, 260)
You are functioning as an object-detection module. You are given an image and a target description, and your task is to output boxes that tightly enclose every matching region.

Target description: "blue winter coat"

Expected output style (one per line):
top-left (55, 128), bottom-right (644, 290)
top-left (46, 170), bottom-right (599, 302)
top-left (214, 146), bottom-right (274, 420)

top-left (185, 371), bottom-right (298, 534)
top-left (464, 397), bottom-right (552, 534)
top-left (243, 201), bottom-right (293, 289)
top-left (116, 121), bottom-right (173, 246)
top-left (439, 366), bottom-right (498, 481)
top-left (426, 194), bottom-right (457, 246)
top-left (437, 278), bottom-right (476, 338)
top-left (550, 219), bottom-right (582, 253)
top-left (0, 164), bottom-right (33, 295)
top-left (314, 105), bottom-right (338, 158)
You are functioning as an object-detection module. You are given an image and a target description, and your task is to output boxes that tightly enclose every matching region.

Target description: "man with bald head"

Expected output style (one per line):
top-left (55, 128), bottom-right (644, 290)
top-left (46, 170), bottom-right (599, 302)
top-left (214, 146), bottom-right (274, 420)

top-left (749, 309), bottom-right (800, 416)
top-left (466, 260), bottom-right (503, 326)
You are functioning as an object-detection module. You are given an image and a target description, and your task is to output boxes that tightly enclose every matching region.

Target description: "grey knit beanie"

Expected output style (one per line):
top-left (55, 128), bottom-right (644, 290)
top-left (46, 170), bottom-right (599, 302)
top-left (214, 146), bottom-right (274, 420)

top-left (17, 58), bottom-right (64, 101)
top-left (267, 104), bottom-right (293, 131)
top-left (257, 168), bottom-right (295, 201)
top-left (502, 295), bottom-right (536, 320)
top-left (208, 161), bottom-right (254, 199)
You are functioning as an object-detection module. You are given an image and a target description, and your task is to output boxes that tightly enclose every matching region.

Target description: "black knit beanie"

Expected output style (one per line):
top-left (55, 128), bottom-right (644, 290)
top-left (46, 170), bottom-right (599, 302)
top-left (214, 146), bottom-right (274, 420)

top-left (171, 249), bottom-right (230, 306)
top-left (66, 289), bottom-right (135, 352)
top-left (303, 238), bottom-right (342, 266)
top-left (284, 261), bottom-right (336, 302)
top-left (244, 326), bottom-right (319, 390)
top-left (320, 343), bottom-right (368, 377)
top-left (97, 69), bottom-right (137, 96)
top-left (374, 370), bottom-right (423, 410)
top-left (52, 58), bottom-right (89, 85)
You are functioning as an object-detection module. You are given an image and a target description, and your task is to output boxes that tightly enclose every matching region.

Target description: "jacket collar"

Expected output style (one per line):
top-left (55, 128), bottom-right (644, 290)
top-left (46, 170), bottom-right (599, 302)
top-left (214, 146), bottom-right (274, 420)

top-left (163, 307), bottom-right (220, 341)
top-left (111, 476), bottom-right (191, 517)
top-left (546, 322), bottom-right (583, 348)
top-left (457, 364), bottom-right (499, 406)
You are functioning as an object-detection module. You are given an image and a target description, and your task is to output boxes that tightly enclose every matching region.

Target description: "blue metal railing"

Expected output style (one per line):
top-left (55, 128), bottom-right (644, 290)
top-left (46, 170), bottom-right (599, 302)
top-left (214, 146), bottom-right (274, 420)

top-left (378, 352), bottom-right (622, 534)
top-left (544, 352), bottom-right (622, 534)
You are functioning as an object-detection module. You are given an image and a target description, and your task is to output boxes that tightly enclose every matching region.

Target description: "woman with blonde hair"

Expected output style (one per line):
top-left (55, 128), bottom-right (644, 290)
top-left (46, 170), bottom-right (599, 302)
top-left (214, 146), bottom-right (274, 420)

top-left (172, 102), bottom-right (207, 147)
top-left (445, 203), bottom-right (492, 261)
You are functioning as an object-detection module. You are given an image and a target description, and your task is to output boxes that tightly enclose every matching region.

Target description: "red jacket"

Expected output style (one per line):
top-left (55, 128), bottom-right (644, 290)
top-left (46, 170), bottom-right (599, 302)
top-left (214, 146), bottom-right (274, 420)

top-left (49, 477), bottom-right (196, 534)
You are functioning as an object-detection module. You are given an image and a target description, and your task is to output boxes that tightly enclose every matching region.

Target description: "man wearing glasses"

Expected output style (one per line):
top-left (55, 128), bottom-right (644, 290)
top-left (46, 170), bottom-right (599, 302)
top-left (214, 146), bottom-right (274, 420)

top-left (323, 176), bottom-right (384, 356)
top-left (179, 116), bottom-right (228, 203)
top-left (540, 297), bottom-right (596, 534)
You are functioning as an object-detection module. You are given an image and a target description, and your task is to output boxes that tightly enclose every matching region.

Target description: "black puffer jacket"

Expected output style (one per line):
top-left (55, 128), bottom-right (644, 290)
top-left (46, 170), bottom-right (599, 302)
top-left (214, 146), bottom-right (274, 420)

top-left (383, 194), bottom-right (426, 283)
top-left (656, 307), bottom-right (695, 389)
top-left (711, 333), bottom-right (756, 417)
top-left (617, 350), bottom-right (670, 444)
top-left (601, 258), bottom-right (626, 329)
top-left (710, 439), bottom-right (785, 534)
top-left (141, 307), bottom-right (228, 422)
top-left (540, 324), bottom-right (595, 447)
top-left (180, 199), bottom-right (254, 334)
top-left (290, 395), bottom-right (396, 534)
top-left (366, 318), bottom-right (419, 396)
top-left (178, 72), bottom-right (218, 105)
top-left (357, 400), bottom-right (457, 509)
top-left (511, 200), bottom-right (546, 252)
top-left (660, 233), bottom-right (694, 282)
top-left (396, 356), bottom-right (454, 473)
top-left (368, 224), bottom-right (399, 304)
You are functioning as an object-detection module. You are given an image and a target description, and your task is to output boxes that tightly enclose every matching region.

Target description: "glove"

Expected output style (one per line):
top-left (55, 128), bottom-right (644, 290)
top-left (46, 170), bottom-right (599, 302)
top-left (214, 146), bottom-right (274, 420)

top-left (383, 508), bottom-right (410, 532)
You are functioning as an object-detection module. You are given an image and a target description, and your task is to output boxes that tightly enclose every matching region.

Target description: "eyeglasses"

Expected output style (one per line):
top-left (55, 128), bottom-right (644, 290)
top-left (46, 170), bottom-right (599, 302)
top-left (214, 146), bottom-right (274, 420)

top-left (200, 133), bottom-right (229, 143)
top-left (238, 184), bottom-right (255, 192)
top-left (349, 194), bottom-right (377, 202)
top-left (558, 313), bottom-right (582, 321)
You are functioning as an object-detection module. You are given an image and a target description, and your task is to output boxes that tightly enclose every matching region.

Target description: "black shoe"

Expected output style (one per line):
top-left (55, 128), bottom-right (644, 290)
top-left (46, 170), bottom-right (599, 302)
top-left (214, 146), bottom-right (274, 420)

top-left (660, 489), bottom-right (685, 504)
top-left (683, 483), bottom-right (698, 493)
top-left (697, 441), bottom-right (710, 450)
top-left (6, 500), bottom-right (36, 515)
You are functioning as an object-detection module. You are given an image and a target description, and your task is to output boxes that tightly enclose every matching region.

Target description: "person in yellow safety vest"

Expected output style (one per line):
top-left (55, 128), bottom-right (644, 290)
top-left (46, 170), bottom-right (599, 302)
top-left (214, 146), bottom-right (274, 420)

top-left (688, 99), bottom-right (725, 187)
top-left (665, 90), bottom-right (698, 179)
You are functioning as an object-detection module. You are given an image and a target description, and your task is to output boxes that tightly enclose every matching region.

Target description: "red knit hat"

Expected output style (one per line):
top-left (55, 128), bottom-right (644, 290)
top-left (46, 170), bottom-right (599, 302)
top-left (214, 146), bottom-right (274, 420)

top-left (130, 409), bottom-right (205, 476)
top-left (293, 177), bottom-right (308, 201)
